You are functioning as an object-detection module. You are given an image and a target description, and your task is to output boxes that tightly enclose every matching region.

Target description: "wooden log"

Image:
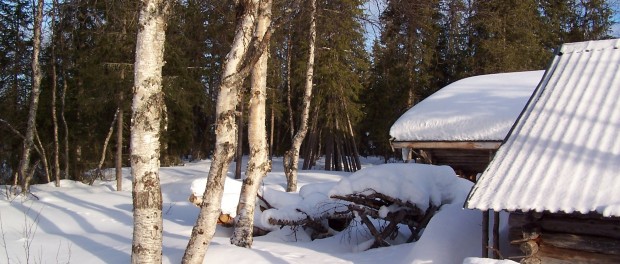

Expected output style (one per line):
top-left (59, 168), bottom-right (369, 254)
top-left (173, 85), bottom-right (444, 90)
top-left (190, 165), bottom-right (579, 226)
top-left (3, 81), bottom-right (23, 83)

top-left (520, 257), bottom-right (542, 264)
top-left (538, 217), bottom-right (620, 240)
top-left (540, 232), bottom-right (620, 255)
top-left (508, 211), bottom-right (535, 228)
top-left (537, 243), bottom-right (620, 264)
top-left (407, 205), bottom-right (438, 242)
top-left (509, 212), bottom-right (620, 239)
top-left (520, 240), bottom-right (539, 256)
top-left (356, 208), bottom-right (390, 248)
top-left (331, 190), bottom-right (424, 217)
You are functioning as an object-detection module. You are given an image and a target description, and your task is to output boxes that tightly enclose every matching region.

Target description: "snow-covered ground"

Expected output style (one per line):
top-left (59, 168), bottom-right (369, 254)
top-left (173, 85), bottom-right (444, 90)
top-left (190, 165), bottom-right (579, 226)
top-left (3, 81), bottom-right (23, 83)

top-left (0, 157), bottom-right (517, 263)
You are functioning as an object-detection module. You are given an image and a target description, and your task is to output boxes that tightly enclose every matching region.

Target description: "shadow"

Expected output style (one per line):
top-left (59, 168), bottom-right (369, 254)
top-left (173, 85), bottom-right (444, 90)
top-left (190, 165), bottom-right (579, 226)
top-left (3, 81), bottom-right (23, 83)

top-left (11, 199), bottom-right (132, 262)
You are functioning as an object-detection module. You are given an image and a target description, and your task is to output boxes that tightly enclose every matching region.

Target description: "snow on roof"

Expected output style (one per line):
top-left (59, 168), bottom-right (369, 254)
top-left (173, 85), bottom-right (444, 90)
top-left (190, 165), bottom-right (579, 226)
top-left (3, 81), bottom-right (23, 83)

top-left (390, 71), bottom-right (544, 142)
top-left (466, 38), bottom-right (620, 217)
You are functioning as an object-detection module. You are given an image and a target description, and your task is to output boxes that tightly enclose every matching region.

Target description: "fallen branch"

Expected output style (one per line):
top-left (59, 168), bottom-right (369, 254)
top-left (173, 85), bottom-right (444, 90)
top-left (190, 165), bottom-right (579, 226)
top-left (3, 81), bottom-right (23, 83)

top-left (268, 208), bottom-right (328, 236)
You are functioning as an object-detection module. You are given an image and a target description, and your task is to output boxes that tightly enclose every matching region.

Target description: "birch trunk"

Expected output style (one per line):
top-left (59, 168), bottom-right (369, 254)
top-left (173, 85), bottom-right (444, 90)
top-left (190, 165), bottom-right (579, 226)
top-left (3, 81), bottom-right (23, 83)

top-left (130, 0), bottom-right (170, 262)
top-left (231, 0), bottom-right (272, 248)
top-left (283, 0), bottom-right (316, 192)
top-left (18, 0), bottom-right (44, 192)
top-left (182, 0), bottom-right (259, 262)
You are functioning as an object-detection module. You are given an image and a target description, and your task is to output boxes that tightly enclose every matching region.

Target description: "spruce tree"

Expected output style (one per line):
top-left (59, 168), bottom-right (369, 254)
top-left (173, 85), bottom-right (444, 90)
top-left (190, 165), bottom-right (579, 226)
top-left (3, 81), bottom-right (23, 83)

top-left (309, 0), bottom-right (369, 171)
top-left (469, 0), bottom-right (548, 74)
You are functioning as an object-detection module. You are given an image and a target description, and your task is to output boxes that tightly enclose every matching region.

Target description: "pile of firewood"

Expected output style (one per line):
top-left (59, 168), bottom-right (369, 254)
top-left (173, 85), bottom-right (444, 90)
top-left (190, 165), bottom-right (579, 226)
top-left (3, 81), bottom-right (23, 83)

top-left (331, 188), bottom-right (438, 248)
top-left (262, 188), bottom-right (440, 249)
top-left (190, 188), bottom-right (441, 249)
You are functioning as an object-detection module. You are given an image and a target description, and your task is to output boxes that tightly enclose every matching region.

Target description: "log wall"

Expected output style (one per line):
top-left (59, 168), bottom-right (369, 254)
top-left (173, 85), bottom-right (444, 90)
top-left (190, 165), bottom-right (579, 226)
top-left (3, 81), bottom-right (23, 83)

top-left (509, 211), bottom-right (620, 263)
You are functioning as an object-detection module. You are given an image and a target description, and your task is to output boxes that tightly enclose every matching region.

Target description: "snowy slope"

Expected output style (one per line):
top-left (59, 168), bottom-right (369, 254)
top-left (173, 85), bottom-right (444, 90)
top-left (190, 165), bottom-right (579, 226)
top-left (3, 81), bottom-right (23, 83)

top-left (0, 158), bottom-right (515, 263)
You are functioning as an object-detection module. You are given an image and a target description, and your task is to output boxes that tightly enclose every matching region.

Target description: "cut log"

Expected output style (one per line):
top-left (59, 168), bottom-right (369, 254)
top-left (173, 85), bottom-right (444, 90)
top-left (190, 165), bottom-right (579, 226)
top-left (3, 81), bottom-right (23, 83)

top-left (520, 240), bottom-right (539, 256)
top-left (188, 193), bottom-right (202, 206)
top-left (218, 213), bottom-right (234, 227)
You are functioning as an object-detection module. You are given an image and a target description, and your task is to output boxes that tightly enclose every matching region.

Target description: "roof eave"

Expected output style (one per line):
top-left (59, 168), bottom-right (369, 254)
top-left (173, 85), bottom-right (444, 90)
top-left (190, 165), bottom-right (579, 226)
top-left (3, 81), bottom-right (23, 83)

top-left (391, 140), bottom-right (502, 150)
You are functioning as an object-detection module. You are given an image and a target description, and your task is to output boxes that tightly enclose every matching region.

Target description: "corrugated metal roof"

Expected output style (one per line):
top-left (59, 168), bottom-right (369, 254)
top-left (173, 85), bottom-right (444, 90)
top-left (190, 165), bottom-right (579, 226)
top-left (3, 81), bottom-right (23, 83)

top-left (465, 39), bottom-right (620, 217)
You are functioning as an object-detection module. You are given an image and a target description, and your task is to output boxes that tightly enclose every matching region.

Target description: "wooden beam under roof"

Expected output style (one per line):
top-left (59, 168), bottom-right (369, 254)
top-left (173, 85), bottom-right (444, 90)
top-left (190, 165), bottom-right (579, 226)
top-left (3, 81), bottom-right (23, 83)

top-left (391, 141), bottom-right (502, 150)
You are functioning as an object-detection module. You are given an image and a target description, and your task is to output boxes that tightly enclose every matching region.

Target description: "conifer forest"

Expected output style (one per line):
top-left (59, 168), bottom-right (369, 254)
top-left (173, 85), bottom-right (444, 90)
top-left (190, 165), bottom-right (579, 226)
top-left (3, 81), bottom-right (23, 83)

top-left (0, 0), bottom-right (616, 186)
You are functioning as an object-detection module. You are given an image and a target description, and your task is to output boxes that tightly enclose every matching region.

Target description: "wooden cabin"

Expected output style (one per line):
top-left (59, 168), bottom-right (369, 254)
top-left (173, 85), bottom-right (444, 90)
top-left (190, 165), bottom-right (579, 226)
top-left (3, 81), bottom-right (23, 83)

top-left (466, 39), bottom-right (620, 263)
top-left (390, 70), bottom-right (544, 179)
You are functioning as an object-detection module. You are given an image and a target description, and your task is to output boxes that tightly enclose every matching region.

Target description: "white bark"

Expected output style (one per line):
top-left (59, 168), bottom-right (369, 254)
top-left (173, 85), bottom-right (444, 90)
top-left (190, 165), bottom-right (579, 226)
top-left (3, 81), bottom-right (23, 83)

top-left (182, 0), bottom-right (259, 262)
top-left (130, 0), bottom-right (169, 263)
top-left (284, 0), bottom-right (316, 192)
top-left (18, 0), bottom-right (44, 192)
top-left (231, 0), bottom-right (272, 248)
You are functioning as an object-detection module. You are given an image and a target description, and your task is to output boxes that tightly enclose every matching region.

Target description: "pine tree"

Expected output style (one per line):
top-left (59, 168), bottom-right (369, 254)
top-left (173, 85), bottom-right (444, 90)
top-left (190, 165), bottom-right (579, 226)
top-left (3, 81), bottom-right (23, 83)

top-left (303, 0), bottom-right (368, 172)
top-left (0, 0), bottom-right (33, 184)
top-left (359, 0), bottom-right (441, 159)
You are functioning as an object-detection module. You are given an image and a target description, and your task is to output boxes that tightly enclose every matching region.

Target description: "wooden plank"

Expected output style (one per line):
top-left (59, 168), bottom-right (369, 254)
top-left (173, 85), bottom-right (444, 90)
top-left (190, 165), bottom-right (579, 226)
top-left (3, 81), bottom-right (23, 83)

top-left (482, 211), bottom-right (489, 258)
top-left (537, 243), bottom-right (620, 264)
top-left (493, 211), bottom-right (500, 258)
top-left (391, 141), bottom-right (502, 150)
top-left (541, 232), bottom-right (620, 255)
top-left (509, 212), bottom-right (620, 239)
top-left (538, 216), bottom-right (620, 240)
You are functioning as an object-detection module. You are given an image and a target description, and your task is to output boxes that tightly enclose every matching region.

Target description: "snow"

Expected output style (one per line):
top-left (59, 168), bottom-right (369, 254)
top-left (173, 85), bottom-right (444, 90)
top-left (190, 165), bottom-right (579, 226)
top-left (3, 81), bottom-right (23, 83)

top-left (463, 258), bottom-right (519, 264)
top-left (329, 163), bottom-right (458, 211)
top-left (0, 157), bottom-right (517, 263)
top-left (390, 71), bottom-right (544, 141)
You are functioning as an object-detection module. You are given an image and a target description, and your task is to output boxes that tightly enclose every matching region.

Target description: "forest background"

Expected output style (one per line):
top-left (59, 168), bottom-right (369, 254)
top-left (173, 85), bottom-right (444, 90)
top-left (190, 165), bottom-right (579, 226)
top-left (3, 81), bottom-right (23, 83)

top-left (0, 0), bottom-right (617, 185)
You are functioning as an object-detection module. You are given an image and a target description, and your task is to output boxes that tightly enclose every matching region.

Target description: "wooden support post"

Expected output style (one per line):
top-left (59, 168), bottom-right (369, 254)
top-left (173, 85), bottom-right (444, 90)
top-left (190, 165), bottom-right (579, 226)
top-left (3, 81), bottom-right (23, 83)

top-left (483, 210), bottom-right (490, 258)
top-left (493, 210), bottom-right (500, 259)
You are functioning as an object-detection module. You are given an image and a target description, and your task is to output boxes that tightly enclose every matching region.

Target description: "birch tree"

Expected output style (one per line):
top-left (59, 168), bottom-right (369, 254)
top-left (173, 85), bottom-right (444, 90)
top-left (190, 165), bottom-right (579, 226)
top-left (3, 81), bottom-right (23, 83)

top-left (17, 0), bottom-right (44, 192)
top-left (130, 0), bottom-right (170, 262)
top-left (283, 0), bottom-right (316, 192)
top-left (182, 0), bottom-right (260, 262)
top-left (231, 0), bottom-right (272, 248)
